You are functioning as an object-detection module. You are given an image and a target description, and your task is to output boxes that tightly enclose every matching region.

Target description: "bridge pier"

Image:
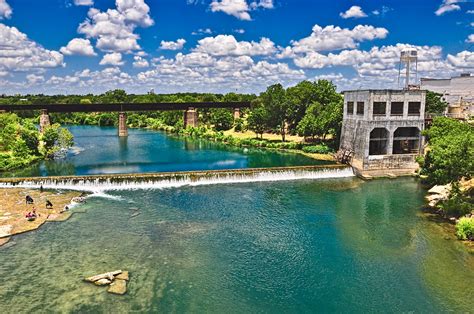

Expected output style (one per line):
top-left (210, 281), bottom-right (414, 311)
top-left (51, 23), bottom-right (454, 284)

top-left (39, 109), bottom-right (50, 133)
top-left (118, 112), bottom-right (128, 137)
top-left (184, 107), bottom-right (198, 128)
top-left (233, 107), bottom-right (241, 120)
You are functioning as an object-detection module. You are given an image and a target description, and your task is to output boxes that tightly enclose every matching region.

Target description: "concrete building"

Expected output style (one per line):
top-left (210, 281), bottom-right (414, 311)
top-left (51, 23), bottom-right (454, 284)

top-left (339, 89), bottom-right (426, 176)
top-left (421, 74), bottom-right (473, 118)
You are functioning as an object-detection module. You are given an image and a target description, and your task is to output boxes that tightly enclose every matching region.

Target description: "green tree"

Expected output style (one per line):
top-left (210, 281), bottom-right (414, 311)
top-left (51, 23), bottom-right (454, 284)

top-left (210, 108), bottom-right (233, 131)
top-left (425, 91), bottom-right (448, 114)
top-left (419, 117), bottom-right (473, 185)
top-left (247, 104), bottom-right (267, 139)
top-left (259, 84), bottom-right (290, 141)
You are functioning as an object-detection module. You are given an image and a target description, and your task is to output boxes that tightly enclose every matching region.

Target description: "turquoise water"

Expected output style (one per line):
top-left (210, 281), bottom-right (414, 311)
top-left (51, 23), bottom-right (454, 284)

top-left (0, 178), bottom-right (472, 312)
top-left (2, 125), bottom-right (326, 178)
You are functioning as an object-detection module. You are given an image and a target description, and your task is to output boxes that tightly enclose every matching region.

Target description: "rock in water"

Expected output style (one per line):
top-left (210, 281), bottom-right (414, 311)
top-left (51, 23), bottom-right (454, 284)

top-left (115, 271), bottom-right (129, 281)
top-left (108, 279), bottom-right (127, 295)
top-left (95, 278), bottom-right (112, 286)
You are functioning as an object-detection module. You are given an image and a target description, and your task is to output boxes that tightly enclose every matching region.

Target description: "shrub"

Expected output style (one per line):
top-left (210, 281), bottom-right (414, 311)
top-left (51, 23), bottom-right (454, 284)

top-left (302, 144), bottom-right (332, 154)
top-left (455, 217), bottom-right (474, 241)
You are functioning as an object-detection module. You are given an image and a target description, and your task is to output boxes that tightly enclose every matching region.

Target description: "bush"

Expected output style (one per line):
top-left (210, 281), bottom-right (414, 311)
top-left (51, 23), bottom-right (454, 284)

top-left (302, 144), bottom-right (332, 154)
top-left (455, 217), bottom-right (474, 241)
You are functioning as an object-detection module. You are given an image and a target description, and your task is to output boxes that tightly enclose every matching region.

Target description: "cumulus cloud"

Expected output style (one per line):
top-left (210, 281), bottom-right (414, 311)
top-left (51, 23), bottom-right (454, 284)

top-left (435, 0), bottom-right (462, 16)
top-left (467, 34), bottom-right (474, 43)
top-left (0, 24), bottom-right (64, 72)
top-left (100, 52), bottom-right (124, 66)
top-left (278, 24), bottom-right (388, 57)
top-left (193, 35), bottom-right (276, 56)
top-left (192, 28), bottom-right (213, 36)
top-left (26, 74), bottom-right (45, 84)
top-left (133, 55), bottom-right (149, 67)
top-left (60, 38), bottom-right (97, 56)
top-left (74, 0), bottom-right (94, 6)
top-left (209, 0), bottom-right (273, 20)
top-left (160, 39), bottom-right (186, 50)
top-left (78, 0), bottom-right (154, 52)
top-left (447, 50), bottom-right (474, 68)
top-left (340, 6), bottom-right (367, 19)
top-left (0, 0), bottom-right (12, 19)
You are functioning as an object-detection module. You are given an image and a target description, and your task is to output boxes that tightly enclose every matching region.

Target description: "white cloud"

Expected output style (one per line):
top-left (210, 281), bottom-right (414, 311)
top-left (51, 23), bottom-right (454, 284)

top-left (234, 28), bottom-right (245, 34)
top-left (210, 0), bottom-right (251, 20)
top-left (0, 24), bottom-right (64, 72)
top-left (447, 50), bottom-right (474, 68)
top-left (340, 6), bottom-right (367, 19)
top-left (435, 0), bottom-right (462, 16)
top-left (160, 39), bottom-right (186, 50)
top-left (0, 0), bottom-right (12, 19)
top-left (279, 24), bottom-right (388, 56)
top-left (467, 10), bottom-right (474, 14)
top-left (250, 0), bottom-right (273, 9)
top-left (26, 74), bottom-right (44, 84)
top-left (74, 0), bottom-right (94, 6)
top-left (100, 52), bottom-right (124, 66)
top-left (192, 28), bottom-right (213, 36)
top-left (133, 55), bottom-right (149, 68)
top-left (467, 34), bottom-right (474, 43)
top-left (60, 38), bottom-right (97, 56)
top-left (78, 0), bottom-right (154, 52)
top-left (194, 35), bottom-right (276, 56)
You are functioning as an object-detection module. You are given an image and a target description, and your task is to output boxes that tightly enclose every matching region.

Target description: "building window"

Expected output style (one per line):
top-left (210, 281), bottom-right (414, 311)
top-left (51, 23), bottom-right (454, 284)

top-left (393, 127), bottom-right (420, 154)
top-left (347, 102), bottom-right (354, 115)
top-left (356, 102), bottom-right (364, 115)
top-left (373, 102), bottom-right (386, 116)
top-left (408, 102), bottom-right (421, 115)
top-left (369, 128), bottom-right (389, 155)
top-left (390, 102), bottom-right (404, 115)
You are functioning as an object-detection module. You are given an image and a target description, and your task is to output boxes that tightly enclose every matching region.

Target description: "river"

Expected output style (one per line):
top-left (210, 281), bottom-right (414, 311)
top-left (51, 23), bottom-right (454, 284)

top-left (0, 126), bottom-right (472, 312)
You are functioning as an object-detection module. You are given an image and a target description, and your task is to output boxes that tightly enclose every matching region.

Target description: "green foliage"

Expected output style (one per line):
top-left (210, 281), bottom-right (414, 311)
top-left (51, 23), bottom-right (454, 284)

top-left (247, 103), bottom-right (267, 139)
top-left (210, 108), bottom-right (234, 131)
top-left (419, 117), bottom-right (473, 185)
top-left (425, 91), bottom-right (448, 114)
top-left (41, 124), bottom-right (74, 158)
top-left (234, 118), bottom-right (245, 132)
top-left (438, 184), bottom-right (473, 218)
top-left (455, 217), bottom-right (474, 241)
top-left (259, 83), bottom-right (290, 141)
top-left (302, 144), bottom-right (332, 154)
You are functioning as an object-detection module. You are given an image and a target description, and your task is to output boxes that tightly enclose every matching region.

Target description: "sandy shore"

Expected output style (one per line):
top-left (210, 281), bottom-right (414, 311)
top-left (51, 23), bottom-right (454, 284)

top-left (0, 188), bottom-right (82, 246)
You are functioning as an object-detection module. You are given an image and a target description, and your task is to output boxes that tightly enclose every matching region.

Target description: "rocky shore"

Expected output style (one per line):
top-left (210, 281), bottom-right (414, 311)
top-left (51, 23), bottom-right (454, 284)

top-left (0, 188), bottom-right (82, 246)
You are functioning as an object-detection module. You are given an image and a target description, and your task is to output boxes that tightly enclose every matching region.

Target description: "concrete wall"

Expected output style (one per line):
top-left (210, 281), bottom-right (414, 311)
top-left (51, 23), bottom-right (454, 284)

top-left (340, 89), bottom-right (425, 171)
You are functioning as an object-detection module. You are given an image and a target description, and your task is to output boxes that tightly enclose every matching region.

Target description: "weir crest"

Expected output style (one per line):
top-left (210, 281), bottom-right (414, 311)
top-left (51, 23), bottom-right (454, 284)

top-left (0, 165), bottom-right (354, 193)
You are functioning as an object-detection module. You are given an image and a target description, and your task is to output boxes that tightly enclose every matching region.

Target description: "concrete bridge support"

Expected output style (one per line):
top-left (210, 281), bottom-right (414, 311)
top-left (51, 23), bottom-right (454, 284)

top-left (39, 109), bottom-right (50, 133)
top-left (233, 107), bottom-right (241, 120)
top-left (184, 107), bottom-right (198, 128)
top-left (118, 112), bottom-right (128, 137)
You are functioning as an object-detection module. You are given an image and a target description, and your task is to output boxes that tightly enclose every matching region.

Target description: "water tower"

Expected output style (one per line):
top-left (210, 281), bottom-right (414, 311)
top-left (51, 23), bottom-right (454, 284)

top-left (398, 49), bottom-right (418, 89)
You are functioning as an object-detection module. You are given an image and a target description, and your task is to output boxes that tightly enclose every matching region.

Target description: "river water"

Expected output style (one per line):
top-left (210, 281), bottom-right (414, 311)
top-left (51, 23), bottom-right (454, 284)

top-left (0, 126), bottom-right (472, 312)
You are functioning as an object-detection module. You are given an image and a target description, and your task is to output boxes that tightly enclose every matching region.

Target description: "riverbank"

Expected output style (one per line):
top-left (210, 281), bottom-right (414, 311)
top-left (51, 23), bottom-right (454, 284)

top-left (0, 188), bottom-right (82, 246)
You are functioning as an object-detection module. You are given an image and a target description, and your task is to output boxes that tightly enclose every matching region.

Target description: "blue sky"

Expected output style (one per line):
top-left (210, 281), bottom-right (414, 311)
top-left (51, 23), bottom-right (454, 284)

top-left (0, 0), bottom-right (472, 94)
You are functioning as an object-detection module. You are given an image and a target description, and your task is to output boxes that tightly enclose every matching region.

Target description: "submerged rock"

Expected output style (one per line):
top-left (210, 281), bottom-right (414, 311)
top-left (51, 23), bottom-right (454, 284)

top-left (107, 279), bottom-right (127, 295)
top-left (95, 278), bottom-right (112, 286)
top-left (115, 271), bottom-right (129, 281)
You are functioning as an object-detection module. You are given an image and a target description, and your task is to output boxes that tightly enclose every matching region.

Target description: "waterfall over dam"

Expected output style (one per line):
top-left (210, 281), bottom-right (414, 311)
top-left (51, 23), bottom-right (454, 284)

top-left (0, 165), bottom-right (354, 192)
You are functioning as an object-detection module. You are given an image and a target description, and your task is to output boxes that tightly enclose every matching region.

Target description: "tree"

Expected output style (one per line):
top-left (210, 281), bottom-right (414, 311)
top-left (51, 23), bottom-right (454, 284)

top-left (210, 108), bottom-right (234, 131)
top-left (425, 91), bottom-right (448, 114)
top-left (419, 117), bottom-right (473, 185)
top-left (247, 105), bottom-right (267, 139)
top-left (259, 84), bottom-right (290, 141)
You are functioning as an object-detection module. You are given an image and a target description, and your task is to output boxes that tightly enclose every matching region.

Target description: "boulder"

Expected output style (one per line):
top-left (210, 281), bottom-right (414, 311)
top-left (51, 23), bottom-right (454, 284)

top-left (108, 279), bottom-right (127, 295)
top-left (94, 278), bottom-right (112, 286)
top-left (115, 271), bottom-right (129, 281)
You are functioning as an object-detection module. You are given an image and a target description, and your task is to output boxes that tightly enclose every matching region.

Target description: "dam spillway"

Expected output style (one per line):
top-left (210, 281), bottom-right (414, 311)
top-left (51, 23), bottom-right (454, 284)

top-left (0, 165), bottom-right (354, 192)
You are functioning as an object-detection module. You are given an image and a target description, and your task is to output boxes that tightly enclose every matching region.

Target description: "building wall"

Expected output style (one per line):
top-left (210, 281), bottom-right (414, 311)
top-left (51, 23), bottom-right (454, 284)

top-left (340, 90), bottom-right (425, 171)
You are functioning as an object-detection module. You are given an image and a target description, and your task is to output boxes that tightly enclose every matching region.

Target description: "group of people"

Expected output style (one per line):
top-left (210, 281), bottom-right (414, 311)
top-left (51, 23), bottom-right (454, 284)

top-left (24, 195), bottom-right (53, 221)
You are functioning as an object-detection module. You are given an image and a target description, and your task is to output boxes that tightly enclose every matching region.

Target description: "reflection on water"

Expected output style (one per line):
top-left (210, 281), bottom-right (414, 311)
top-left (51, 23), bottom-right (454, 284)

top-left (0, 178), bottom-right (472, 312)
top-left (2, 125), bottom-right (328, 178)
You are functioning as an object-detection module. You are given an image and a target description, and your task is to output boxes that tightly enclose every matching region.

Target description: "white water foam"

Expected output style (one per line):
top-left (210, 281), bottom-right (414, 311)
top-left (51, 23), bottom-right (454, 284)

top-left (0, 167), bottom-right (354, 194)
